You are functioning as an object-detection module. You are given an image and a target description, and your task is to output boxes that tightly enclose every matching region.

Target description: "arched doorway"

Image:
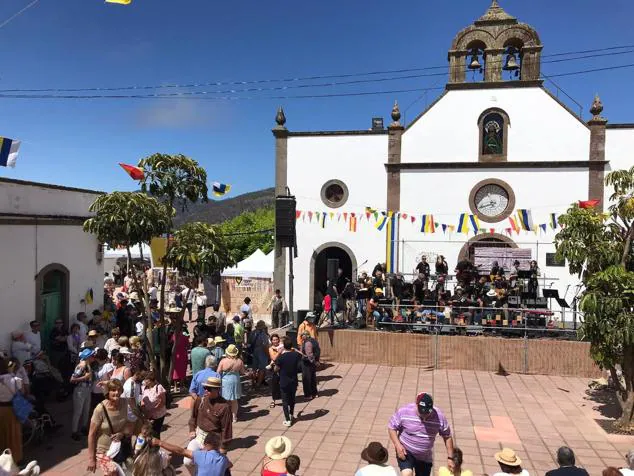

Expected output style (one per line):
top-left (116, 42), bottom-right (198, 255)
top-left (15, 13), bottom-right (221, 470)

top-left (36, 263), bottom-right (69, 351)
top-left (309, 242), bottom-right (357, 310)
top-left (458, 233), bottom-right (517, 273)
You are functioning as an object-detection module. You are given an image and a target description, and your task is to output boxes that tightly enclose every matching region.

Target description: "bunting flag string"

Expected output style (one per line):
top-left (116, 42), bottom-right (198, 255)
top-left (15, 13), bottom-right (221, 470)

top-left (292, 205), bottom-right (565, 237)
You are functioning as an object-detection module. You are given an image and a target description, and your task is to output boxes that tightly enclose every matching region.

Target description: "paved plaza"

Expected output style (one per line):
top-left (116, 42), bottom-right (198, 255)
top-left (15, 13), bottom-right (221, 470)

top-left (31, 363), bottom-right (634, 476)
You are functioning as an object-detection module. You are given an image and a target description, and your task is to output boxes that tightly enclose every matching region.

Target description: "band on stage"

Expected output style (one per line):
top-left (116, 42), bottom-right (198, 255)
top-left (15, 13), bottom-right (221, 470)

top-left (314, 255), bottom-right (554, 331)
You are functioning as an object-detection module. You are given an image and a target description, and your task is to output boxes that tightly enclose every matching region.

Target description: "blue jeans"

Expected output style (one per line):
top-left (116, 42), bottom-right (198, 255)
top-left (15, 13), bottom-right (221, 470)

top-left (397, 452), bottom-right (433, 476)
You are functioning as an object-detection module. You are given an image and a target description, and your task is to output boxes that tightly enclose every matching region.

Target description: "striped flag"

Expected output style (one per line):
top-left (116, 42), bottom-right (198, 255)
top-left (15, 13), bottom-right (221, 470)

top-left (457, 213), bottom-right (469, 234)
top-left (549, 213), bottom-right (558, 230)
top-left (469, 215), bottom-right (480, 235)
top-left (0, 137), bottom-right (21, 168)
top-left (421, 214), bottom-right (436, 233)
top-left (516, 209), bottom-right (534, 231)
top-left (349, 215), bottom-right (357, 232)
top-left (212, 182), bottom-right (231, 197)
top-left (119, 163), bottom-right (144, 180)
top-left (509, 216), bottom-right (520, 234)
top-left (375, 215), bottom-right (388, 231)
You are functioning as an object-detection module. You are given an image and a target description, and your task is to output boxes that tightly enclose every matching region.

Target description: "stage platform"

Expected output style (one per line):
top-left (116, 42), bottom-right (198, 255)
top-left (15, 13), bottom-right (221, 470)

top-left (289, 328), bottom-right (601, 378)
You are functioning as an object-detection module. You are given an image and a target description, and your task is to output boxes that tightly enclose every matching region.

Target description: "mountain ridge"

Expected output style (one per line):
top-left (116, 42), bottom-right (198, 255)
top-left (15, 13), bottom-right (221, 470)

top-left (174, 187), bottom-right (274, 225)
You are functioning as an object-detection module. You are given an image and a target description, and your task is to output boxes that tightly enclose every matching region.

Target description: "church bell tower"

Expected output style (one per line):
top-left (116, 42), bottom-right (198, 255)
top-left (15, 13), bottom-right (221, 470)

top-left (448, 0), bottom-right (543, 85)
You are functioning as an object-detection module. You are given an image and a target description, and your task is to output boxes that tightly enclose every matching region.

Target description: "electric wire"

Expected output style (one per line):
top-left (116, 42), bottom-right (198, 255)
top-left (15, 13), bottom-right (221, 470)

top-left (1, 45), bottom-right (633, 94)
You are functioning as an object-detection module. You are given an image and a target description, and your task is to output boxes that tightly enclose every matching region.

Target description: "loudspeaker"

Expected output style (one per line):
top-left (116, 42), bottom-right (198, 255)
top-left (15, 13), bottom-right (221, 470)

top-left (275, 195), bottom-right (296, 247)
top-left (327, 259), bottom-right (339, 282)
top-left (210, 270), bottom-right (221, 286)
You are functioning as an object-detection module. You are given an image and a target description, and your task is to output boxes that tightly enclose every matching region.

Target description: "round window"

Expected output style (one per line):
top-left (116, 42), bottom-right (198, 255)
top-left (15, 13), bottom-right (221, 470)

top-left (320, 180), bottom-right (349, 208)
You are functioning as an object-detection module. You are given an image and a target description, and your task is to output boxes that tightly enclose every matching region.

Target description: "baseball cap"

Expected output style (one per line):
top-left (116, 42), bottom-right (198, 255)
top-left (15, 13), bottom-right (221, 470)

top-left (416, 392), bottom-right (434, 414)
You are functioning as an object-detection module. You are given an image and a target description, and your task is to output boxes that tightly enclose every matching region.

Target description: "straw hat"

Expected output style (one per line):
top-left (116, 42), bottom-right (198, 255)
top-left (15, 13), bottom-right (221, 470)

top-left (495, 448), bottom-right (522, 466)
top-left (201, 377), bottom-right (222, 389)
top-left (214, 336), bottom-right (226, 344)
top-left (207, 338), bottom-right (215, 347)
top-left (88, 329), bottom-right (99, 337)
top-left (487, 289), bottom-right (497, 297)
top-left (264, 436), bottom-right (292, 460)
top-left (225, 344), bottom-right (239, 357)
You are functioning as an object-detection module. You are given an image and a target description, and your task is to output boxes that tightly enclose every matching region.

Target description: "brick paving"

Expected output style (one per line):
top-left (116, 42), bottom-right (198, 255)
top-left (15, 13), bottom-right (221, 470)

top-left (29, 364), bottom-right (634, 476)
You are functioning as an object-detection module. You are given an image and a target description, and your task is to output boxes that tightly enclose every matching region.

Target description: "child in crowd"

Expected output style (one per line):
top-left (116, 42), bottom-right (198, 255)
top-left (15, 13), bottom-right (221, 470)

top-left (285, 454), bottom-right (300, 475)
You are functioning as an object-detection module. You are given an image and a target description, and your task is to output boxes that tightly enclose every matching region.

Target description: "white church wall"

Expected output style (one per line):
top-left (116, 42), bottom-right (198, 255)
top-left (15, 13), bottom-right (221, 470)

top-left (402, 88), bottom-right (590, 164)
top-left (0, 180), bottom-right (100, 217)
top-left (605, 128), bottom-right (634, 204)
top-left (286, 134), bottom-right (388, 310)
top-left (0, 224), bottom-right (103, 351)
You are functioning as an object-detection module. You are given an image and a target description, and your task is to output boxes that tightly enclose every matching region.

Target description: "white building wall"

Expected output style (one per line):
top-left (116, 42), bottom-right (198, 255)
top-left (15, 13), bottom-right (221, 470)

top-left (0, 224), bottom-right (103, 351)
top-left (605, 128), bottom-right (634, 204)
top-left (0, 181), bottom-right (99, 216)
top-left (286, 134), bottom-right (388, 309)
top-left (402, 88), bottom-right (590, 163)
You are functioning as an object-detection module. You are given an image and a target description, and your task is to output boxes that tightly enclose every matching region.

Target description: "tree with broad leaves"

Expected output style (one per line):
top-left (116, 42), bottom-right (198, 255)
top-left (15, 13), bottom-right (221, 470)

top-left (137, 153), bottom-right (208, 389)
top-left (83, 192), bottom-right (173, 366)
top-left (555, 166), bottom-right (634, 430)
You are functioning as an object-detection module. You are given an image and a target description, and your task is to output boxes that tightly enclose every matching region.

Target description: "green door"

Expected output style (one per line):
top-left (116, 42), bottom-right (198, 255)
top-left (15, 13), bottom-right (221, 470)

top-left (41, 270), bottom-right (64, 352)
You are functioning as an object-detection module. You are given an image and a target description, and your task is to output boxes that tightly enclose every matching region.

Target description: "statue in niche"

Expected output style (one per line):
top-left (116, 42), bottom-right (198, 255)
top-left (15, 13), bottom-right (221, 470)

top-left (482, 114), bottom-right (504, 155)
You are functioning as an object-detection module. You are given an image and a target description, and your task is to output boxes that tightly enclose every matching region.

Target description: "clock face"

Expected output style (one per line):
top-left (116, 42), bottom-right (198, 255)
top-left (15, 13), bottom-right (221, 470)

top-left (474, 184), bottom-right (509, 218)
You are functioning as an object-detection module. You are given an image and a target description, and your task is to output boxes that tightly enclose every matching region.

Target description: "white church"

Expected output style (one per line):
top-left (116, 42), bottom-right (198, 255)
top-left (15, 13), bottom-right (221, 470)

top-left (272, 1), bottom-right (633, 321)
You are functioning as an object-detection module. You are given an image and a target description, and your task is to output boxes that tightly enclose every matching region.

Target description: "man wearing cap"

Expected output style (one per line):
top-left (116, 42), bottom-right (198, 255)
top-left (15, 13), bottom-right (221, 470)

top-left (186, 376), bottom-right (233, 474)
top-left (388, 392), bottom-right (454, 476)
top-left (70, 348), bottom-right (94, 441)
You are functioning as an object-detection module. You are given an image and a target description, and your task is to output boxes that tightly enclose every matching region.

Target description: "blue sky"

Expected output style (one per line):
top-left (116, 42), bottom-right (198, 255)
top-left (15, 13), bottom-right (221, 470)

top-left (0, 0), bottom-right (632, 195)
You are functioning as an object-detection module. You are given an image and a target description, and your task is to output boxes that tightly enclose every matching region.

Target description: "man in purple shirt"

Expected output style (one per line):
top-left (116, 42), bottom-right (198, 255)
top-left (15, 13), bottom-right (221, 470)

top-left (388, 392), bottom-right (454, 476)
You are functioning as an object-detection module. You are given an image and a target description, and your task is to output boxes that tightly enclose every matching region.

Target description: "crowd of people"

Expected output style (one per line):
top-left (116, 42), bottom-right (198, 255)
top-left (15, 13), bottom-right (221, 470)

top-left (317, 255), bottom-right (549, 329)
top-left (0, 266), bottom-right (631, 476)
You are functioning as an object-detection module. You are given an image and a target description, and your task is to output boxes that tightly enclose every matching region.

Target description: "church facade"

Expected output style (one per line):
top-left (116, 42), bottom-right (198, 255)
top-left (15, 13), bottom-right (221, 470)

top-left (272, 1), bottom-right (634, 320)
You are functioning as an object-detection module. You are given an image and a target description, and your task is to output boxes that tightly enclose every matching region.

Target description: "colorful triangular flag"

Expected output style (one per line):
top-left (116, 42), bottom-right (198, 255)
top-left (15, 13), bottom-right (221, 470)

top-left (119, 163), bottom-right (144, 180)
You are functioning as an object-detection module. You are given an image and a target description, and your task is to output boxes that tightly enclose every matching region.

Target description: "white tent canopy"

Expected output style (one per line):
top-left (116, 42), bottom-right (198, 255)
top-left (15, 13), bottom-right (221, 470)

top-left (104, 243), bottom-right (151, 260)
top-left (222, 249), bottom-right (273, 279)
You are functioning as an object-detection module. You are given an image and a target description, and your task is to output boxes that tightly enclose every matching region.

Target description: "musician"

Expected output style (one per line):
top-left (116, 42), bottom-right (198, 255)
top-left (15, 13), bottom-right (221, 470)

top-left (415, 256), bottom-right (431, 289)
top-left (372, 270), bottom-right (385, 292)
top-left (372, 262), bottom-right (385, 277)
top-left (358, 271), bottom-right (368, 286)
top-left (335, 268), bottom-right (349, 295)
top-left (366, 295), bottom-right (379, 326)
top-left (528, 260), bottom-right (540, 298)
top-left (412, 273), bottom-right (426, 303)
top-left (451, 286), bottom-right (475, 324)
top-left (509, 260), bottom-right (520, 291)
top-left (435, 255), bottom-right (448, 276)
top-left (490, 260), bottom-right (504, 279)
top-left (455, 258), bottom-right (476, 287)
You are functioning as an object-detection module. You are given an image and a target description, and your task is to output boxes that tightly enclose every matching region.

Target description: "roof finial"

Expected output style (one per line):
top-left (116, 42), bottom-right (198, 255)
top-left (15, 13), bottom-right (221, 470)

top-left (390, 101), bottom-right (401, 126)
top-left (590, 94), bottom-right (604, 119)
top-left (491, 0), bottom-right (499, 6)
top-left (275, 106), bottom-right (286, 127)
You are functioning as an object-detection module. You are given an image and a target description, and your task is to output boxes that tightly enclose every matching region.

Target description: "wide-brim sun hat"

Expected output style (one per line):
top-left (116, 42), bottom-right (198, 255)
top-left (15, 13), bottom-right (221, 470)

top-left (487, 289), bottom-right (497, 297)
top-left (361, 442), bottom-right (389, 465)
top-left (495, 448), bottom-right (522, 466)
top-left (202, 377), bottom-right (222, 389)
top-left (79, 348), bottom-right (95, 361)
top-left (225, 344), bottom-right (239, 357)
top-left (214, 336), bottom-right (226, 344)
top-left (264, 436), bottom-right (292, 460)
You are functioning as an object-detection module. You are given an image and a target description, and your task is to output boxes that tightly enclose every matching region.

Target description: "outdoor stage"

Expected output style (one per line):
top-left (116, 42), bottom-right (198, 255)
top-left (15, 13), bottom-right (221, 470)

top-left (290, 328), bottom-right (601, 378)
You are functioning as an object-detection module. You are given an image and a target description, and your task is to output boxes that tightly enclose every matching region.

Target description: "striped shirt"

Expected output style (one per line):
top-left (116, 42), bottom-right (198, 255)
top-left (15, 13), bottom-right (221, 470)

top-left (388, 403), bottom-right (451, 462)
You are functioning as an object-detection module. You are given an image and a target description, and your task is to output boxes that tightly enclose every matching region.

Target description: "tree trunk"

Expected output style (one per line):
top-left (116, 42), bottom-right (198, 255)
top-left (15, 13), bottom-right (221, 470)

top-left (158, 237), bottom-right (170, 394)
top-left (616, 344), bottom-right (634, 430)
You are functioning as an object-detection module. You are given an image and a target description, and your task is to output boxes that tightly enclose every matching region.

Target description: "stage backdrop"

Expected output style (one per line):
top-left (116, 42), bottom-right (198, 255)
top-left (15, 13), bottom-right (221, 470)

top-left (316, 330), bottom-right (601, 378)
top-left (220, 276), bottom-right (273, 323)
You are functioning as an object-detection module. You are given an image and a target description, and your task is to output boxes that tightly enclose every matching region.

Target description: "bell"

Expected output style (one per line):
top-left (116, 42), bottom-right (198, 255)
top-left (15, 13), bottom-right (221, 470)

top-left (503, 53), bottom-right (519, 71)
top-left (468, 54), bottom-right (482, 71)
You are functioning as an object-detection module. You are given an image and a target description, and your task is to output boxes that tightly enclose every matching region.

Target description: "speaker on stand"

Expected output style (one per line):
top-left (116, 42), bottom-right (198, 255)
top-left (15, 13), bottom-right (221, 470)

top-left (327, 259), bottom-right (339, 283)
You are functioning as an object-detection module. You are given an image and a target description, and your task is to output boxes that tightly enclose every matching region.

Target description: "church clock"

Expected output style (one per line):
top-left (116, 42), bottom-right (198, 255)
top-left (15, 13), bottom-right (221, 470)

top-left (468, 179), bottom-right (515, 223)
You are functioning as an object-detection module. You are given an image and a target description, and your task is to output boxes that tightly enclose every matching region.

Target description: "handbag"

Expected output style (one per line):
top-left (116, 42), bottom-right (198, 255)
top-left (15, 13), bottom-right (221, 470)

top-left (101, 403), bottom-right (132, 464)
top-left (1, 380), bottom-right (33, 424)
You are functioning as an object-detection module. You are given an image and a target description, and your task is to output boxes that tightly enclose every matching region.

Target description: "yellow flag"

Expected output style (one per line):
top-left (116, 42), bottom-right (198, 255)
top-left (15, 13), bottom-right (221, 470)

top-left (105, 0), bottom-right (132, 4)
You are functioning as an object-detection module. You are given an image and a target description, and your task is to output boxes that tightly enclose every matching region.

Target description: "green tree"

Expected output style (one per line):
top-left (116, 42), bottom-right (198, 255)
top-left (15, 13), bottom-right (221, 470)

top-left (83, 192), bottom-right (173, 365)
top-left (555, 166), bottom-right (634, 430)
top-left (217, 207), bottom-right (274, 262)
top-left (165, 222), bottom-right (235, 282)
top-left (137, 153), bottom-right (208, 386)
